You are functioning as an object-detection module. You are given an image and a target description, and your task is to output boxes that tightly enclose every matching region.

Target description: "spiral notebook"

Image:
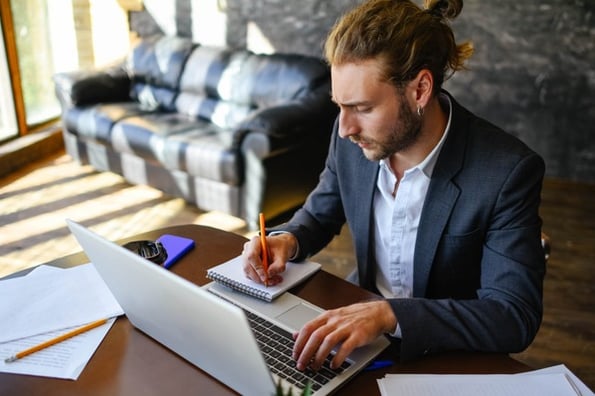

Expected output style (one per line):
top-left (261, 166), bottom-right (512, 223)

top-left (206, 256), bottom-right (321, 302)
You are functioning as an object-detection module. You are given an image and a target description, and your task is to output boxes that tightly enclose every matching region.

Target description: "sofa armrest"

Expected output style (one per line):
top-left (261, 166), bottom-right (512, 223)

top-left (235, 91), bottom-right (338, 156)
top-left (53, 65), bottom-right (131, 109)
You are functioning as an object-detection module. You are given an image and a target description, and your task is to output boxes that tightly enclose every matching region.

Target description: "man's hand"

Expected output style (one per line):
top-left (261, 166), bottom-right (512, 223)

top-left (292, 300), bottom-right (397, 370)
top-left (242, 232), bottom-right (298, 286)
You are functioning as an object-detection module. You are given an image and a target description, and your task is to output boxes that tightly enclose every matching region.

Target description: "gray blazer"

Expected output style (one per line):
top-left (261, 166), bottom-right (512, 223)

top-left (278, 91), bottom-right (546, 361)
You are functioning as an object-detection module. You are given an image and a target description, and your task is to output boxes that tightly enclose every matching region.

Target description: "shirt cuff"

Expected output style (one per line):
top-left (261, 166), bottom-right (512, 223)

top-left (389, 323), bottom-right (402, 338)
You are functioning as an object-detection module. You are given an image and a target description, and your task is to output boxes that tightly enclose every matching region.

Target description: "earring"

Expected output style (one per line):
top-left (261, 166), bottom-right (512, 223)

top-left (417, 106), bottom-right (424, 117)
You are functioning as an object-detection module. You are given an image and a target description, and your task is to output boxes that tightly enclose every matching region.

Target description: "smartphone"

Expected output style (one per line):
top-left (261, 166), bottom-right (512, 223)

top-left (156, 234), bottom-right (195, 269)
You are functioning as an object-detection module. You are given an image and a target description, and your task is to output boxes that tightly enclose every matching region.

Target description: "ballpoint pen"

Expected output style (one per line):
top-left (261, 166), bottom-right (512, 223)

top-left (258, 212), bottom-right (270, 286)
top-left (364, 359), bottom-right (394, 371)
top-left (4, 318), bottom-right (109, 363)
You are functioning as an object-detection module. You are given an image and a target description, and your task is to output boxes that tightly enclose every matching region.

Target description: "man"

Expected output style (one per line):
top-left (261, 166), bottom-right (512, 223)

top-left (242, 0), bottom-right (546, 372)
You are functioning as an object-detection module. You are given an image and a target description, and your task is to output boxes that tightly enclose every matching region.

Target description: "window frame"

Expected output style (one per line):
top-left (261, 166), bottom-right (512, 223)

top-left (0, 1), bottom-right (29, 142)
top-left (0, 1), bottom-right (82, 144)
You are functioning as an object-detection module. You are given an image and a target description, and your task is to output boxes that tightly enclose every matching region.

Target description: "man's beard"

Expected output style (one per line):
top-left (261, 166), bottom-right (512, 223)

top-left (350, 98), bottom-right (422, 161)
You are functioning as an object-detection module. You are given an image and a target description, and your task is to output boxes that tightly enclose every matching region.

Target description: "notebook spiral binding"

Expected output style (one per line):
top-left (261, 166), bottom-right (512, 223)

top-left (207, 272), bottom-right (272, 302)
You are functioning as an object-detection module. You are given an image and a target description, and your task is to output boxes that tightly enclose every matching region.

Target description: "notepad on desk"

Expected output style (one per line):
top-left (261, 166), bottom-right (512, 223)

top-left (206, 256), bottom-right (321, 302)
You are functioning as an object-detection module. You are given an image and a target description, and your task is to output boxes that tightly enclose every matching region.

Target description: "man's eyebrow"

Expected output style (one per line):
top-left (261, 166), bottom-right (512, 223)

top-left (330, 96), bottom-right (371, 107)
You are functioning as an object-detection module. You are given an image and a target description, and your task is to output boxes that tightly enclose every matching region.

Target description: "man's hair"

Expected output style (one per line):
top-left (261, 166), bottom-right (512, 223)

top-left (324, 0), bottom-right (474, 94)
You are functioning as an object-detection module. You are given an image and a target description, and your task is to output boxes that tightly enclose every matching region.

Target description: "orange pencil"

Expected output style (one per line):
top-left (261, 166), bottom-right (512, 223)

top-left (258, 212), bottom-right (269, 286)
top-left (4, 318), bottom-right (109, 363)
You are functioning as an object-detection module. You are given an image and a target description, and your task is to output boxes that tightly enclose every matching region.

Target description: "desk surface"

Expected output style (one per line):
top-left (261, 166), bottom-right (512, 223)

top-left (0, 224), bottom-right (530, 395)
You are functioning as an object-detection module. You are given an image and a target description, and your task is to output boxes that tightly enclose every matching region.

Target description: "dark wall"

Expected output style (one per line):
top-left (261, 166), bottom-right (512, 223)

top-left (446, 0), bottom-right (595, 184)
top-left (131, 0), bottom-right (595, 183)
top-left (223, 1), bottom-right (360, 55)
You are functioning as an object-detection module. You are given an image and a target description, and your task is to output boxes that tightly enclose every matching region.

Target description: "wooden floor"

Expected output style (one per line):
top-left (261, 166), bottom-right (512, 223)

top-left (1, 151), bottom-right (593, 390)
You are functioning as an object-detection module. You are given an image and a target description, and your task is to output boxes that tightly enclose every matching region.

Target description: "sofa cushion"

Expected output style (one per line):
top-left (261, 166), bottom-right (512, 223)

top-left (128, 35), bottom-right (195, 111)
top-left (110, 114), bottom-right (240, 184)
top-left (64, 102), bottom-right (154, 144)
top-left (175, 47), bottom-right (255, 128)
top-left (244, 52), bottom-right (331, 108)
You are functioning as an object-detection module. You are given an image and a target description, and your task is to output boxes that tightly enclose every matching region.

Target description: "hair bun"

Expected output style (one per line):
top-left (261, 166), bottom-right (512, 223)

top-left (426, 0), bottom-right (463, 20)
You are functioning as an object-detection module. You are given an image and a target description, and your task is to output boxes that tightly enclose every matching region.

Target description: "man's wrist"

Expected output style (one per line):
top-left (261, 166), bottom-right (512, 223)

top-left (268, 231), bottom-right (299, 261)
top-left (380, 300), bottom-right (398, 335)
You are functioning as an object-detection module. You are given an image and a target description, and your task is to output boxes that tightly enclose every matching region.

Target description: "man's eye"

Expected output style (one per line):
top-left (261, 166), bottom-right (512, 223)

top-left (356, 106), bottom-right (372, 113)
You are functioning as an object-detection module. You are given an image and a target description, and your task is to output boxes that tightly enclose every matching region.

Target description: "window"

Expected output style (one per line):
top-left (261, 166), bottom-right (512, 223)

top-left (10, 0), bottom-right (78, 128)
top-left (1, 0), bottom-right (77, 141)
top-left (0, 0), bottom-right (130, 143)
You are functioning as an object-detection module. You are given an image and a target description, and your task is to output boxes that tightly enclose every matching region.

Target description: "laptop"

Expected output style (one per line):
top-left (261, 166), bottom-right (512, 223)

top-left (66, 219), bottom-right (389, 395)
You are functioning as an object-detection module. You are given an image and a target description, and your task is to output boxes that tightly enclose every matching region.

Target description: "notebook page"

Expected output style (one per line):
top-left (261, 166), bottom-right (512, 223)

top-left (206, 256), bottom-right (321, 302)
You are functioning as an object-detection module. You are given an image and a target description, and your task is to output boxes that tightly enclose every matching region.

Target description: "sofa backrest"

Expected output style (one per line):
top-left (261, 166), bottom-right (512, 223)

top-left (175, 46), bottom-right (253, 129)
top-left (127, 35), bottom-right (195, 111)
top-left (126, 35), bottom-right (331, 131)
top-left (175, 45), bottom-right (330, 130)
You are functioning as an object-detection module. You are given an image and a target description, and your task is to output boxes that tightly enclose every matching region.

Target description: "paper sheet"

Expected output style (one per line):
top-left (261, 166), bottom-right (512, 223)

top-left (522, 365), bottom-right (595, 396)
top-left (0, 263), bottom-right (124, 379)
top-left (0, 317), bottom-right (116, 380)
top-left (0, 263), bottom-right (123, 343)
top-left (377, 364), bottom-right (593, 396)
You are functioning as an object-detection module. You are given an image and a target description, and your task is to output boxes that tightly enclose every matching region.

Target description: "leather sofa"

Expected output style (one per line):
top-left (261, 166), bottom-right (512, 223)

top-left (53, 35), bottom-right (337, 229)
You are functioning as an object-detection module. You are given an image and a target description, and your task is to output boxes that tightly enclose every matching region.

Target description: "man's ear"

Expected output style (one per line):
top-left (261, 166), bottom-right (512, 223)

top-left (412, 69), bottom-right (434, 108)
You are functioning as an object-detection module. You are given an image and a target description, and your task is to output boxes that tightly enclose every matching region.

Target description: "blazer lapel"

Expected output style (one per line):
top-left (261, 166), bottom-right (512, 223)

top-left (414, 175), bottom-right (460, 297)
top-left (413, 94), bottom-right (467, 297)
top-left (352, 151), bottom-right (379, 290)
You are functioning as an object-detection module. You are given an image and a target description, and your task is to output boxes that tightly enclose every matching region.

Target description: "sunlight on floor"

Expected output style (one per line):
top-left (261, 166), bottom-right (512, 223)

top-left (0, 154), bottom-right (249, 277)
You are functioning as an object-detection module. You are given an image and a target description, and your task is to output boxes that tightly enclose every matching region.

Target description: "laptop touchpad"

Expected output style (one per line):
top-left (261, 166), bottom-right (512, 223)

top-left (276, 303), bottom-right (321, 331)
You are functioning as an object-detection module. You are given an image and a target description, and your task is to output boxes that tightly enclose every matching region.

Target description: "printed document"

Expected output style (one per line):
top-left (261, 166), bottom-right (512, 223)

top-left (0, 317), bottom-right (116, 380)
top-left (0, 264), bottom-right (123, 379)
top-left (377, 364), bottom-right (593, 396)
top-left (0, 263), bottom-right (122, 343)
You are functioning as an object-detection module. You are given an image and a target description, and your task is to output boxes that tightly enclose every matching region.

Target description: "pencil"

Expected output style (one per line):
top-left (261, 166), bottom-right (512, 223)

top-left (4, 318), bottom-right (109, 363)
top-left (259, 212), bottom-right (269, 286)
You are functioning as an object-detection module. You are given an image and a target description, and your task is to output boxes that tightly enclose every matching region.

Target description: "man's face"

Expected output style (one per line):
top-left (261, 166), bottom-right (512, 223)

top-left (331, 59), bottom-right (422, 161)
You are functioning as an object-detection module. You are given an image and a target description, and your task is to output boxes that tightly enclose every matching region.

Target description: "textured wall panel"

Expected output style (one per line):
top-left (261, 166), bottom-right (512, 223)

top-left (131, 0), bottom-right (595, 182)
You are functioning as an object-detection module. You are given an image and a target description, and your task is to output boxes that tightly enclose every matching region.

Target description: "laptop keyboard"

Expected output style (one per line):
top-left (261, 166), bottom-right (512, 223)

top-left (243, 309), bottom-right (352, 392)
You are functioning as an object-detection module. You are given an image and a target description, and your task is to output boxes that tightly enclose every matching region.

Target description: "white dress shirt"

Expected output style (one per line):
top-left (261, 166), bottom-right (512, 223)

top-left (373, 94), bottom-right (452, 335)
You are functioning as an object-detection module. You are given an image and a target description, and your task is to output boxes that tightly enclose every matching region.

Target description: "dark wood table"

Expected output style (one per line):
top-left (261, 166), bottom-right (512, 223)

top-left (0, 224), bottom-right (530, 395)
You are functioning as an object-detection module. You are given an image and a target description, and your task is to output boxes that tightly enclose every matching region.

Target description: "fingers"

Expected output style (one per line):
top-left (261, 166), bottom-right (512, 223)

top-left (242, 237), bottom-right (271, 284)
top-left (242, 238), bottom-right (264, 282)
top-left (292, 301), bottom-right (397, 371)
top-left (292, 317), bottom-right (326, 370)
top-left (293, 313), bottom-right (349, 371)
top-left (241, 235), bottom-right (288, 285)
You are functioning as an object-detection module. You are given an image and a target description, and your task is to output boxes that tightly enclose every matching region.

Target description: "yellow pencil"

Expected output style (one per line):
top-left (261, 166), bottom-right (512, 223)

top-left (4, 318), bottom-right (109, 363)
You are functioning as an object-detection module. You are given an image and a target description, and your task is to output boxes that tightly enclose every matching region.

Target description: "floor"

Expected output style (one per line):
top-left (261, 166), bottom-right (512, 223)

top-left (1, 151), bottom-right (593, 390)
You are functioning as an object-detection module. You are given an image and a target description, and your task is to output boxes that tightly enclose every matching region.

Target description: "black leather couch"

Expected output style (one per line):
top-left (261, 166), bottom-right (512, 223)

top-left (53, 35), bottom-right (337, 229)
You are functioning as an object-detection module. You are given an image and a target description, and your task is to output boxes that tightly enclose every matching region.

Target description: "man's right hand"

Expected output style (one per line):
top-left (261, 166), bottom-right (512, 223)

top-left (241, 232), bottom-right (298, 286)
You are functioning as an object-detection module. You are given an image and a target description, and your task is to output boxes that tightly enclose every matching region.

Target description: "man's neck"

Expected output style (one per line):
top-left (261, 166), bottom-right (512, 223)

top-left (388, 95), bottom-right (448, 179)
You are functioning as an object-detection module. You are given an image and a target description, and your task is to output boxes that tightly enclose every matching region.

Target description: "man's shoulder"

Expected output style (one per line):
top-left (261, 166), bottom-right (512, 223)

top-left (443, 95), bottom-right (544, 184)
top-left (449, 95), bottom-right (540, 160)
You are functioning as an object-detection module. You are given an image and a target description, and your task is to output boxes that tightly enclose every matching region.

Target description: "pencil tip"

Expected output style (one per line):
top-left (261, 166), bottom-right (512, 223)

top-left (5, 356), bottom-right (17, 363)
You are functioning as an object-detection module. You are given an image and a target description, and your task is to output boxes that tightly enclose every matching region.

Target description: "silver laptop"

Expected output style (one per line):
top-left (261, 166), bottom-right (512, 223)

top-left (66, 219), bottom-right (389, 395)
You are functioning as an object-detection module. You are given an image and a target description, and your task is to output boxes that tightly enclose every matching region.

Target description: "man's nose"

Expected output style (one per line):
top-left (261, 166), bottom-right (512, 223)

top-left (337, 111), bottom-right (359, 139)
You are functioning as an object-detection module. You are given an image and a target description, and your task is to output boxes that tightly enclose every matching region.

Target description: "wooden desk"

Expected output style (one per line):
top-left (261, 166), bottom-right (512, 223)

top-left (0, 225), bottom-right (530, 395)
